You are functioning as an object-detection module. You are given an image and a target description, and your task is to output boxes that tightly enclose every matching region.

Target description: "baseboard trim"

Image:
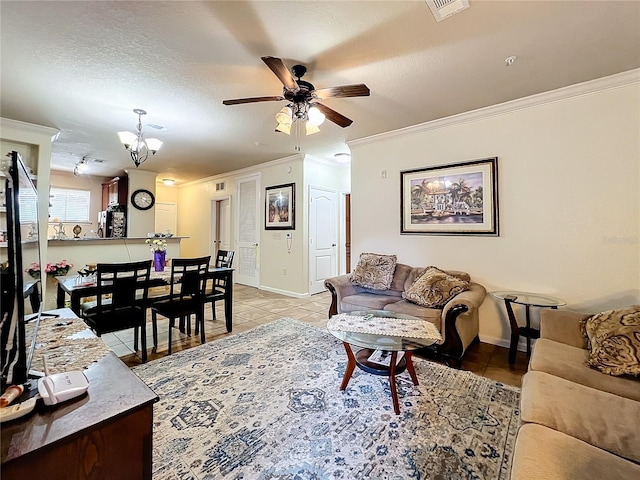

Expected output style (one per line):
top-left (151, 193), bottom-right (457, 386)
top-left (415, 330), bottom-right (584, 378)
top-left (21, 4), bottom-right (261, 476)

top-left (479, 334), bottom-right (535, 353)
top-left (258, 285), bottom-right (311, 299)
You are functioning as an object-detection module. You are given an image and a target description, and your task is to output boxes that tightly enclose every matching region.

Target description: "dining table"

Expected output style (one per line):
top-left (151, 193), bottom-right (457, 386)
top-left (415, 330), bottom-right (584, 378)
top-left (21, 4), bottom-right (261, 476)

top-left (56, 266), bottom-right (234, 332)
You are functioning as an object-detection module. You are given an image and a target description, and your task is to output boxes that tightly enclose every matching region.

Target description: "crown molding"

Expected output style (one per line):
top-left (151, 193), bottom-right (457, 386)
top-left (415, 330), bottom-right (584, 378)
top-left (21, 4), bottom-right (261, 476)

top-left (182, 153), bottom-right (304, 188)
top-left (0, 117), bottom-right (59, 140)
top-left (349, 68), bottom-right (640, 149)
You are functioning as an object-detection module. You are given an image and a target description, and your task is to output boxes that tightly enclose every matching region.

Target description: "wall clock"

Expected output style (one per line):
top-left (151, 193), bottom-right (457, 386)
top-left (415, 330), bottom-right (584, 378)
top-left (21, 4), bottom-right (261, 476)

top-left (131, 189), bottom-right (155, 210)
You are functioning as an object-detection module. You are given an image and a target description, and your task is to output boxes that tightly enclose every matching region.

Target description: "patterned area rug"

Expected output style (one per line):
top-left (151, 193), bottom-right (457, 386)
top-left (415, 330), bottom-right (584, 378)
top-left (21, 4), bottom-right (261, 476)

top-left (133, 318), bottom-right (520, 479)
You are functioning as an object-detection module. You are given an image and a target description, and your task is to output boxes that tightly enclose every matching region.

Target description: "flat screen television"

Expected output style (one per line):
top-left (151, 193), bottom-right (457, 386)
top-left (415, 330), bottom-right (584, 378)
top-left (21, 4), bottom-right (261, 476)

top-left (0, 151), bottom-right (43, 391)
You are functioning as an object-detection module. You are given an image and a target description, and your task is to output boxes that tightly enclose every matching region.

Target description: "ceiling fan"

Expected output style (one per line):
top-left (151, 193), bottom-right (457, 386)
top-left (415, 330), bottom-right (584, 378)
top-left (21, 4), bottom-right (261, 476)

top-left (222, 56), bottom-right (370, 128)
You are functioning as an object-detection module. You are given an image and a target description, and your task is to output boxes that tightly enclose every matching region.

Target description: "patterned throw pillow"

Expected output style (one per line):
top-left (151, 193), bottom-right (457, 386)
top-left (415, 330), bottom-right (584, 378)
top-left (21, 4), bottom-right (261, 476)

top-left (582, 305), bottom-right (640, 377)
top-left (402, 266), bottom-right (470, 308)
top-left (350, 253), bottom-right (397, 290)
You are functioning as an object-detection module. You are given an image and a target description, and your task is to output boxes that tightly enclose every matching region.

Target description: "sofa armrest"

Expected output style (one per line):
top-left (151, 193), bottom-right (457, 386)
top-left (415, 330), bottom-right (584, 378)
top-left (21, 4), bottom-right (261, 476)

top-left (442, 283), bottom-right (487, 317)
top-left (324, 274), bottom-right (363, 317)
top-left (540, 309), bottom-right (591, 349)
top-left (439, 283), bottom-right (486, 361)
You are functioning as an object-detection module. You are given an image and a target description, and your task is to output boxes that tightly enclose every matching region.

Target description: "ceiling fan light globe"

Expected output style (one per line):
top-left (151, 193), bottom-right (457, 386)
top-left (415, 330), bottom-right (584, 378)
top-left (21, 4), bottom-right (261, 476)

top-left (276, 122), bottom-right (291, 135)
top-left (305, 123), bottom-right (320, 135)
top-left (275, 107), bottom-right (293, 125)
top-left (307, 106), bottom-right (325, 126)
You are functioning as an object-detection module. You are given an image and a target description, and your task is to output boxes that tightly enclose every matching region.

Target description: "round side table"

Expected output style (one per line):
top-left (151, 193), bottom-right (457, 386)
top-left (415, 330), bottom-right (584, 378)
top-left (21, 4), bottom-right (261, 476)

top-left (490, 291), bottom-right (566, 364)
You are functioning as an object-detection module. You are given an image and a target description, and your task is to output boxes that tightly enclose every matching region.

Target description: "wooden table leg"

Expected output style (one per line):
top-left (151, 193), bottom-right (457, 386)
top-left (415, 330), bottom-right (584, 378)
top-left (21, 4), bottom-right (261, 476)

top-left (389, 351), bottom-right (400, 415)
top-left (56, 282), bottom-right (65, 308)
top-left (405, 352), bottom-right (419, 386)
top-left (224, 272), bottom-right (233, 333)
top-left (504, 299), bottom-right (520, 364)
top-left (340, 342), bottom-right (356, 391)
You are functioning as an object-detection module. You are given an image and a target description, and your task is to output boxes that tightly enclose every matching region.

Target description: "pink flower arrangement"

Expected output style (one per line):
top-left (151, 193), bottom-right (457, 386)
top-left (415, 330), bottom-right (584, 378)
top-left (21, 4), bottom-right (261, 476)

top-left (45, 260), bottom-right (74, 277)
top-left (25, 262), bottom-right (41, 278)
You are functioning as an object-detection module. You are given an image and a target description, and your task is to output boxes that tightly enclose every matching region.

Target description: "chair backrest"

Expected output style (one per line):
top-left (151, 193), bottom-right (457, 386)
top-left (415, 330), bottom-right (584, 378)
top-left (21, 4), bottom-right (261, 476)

top-left (95, 260), bottom-right (152, 312)
top-left (215, 250), bottom-right (235, 268)
top-left (168, 256), bottom-right (211, 300)
top-left (213, 250), bottom-right (234, 289)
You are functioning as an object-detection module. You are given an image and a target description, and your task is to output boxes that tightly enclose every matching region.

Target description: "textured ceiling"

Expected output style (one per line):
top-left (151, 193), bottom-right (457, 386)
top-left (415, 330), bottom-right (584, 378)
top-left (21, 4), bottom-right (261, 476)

top-left (1, 1), bottom-right (639, 184)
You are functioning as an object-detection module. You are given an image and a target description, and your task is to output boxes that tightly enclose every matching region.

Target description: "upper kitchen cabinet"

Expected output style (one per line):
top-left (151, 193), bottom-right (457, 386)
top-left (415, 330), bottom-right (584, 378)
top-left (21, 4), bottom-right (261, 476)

top-left (102, 176), bottom-right (128, 209)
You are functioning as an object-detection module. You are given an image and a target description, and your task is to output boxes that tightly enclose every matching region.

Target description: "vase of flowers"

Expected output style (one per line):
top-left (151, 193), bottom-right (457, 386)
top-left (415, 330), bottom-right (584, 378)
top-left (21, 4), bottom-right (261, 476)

top-left (146, 238), bottom-right (168, 272)
top-left (45, 260), bottom-right (73, 277)
top-left (26, 262), bottom-right (41, 278)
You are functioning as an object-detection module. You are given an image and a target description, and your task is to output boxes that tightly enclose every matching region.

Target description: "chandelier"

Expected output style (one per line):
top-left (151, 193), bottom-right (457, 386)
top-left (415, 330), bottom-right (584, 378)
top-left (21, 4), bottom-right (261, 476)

top-left (117, 109), bottom-right (162, 168)
top-left (275, 102), bottom-right (325, 152)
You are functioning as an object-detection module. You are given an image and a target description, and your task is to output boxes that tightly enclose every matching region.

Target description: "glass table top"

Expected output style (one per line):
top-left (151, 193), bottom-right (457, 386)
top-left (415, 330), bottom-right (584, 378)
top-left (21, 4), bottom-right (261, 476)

top-left (490, 291), bottom-right (566, 307)
top-left (327, 310), bottom-right (439, 352)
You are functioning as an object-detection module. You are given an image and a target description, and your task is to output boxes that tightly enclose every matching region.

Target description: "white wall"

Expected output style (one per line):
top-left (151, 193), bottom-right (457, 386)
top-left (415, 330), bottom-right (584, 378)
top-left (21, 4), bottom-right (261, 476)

top-left (348, 72), bottom-right (640, 348)
top-left (125, 168), bottom-right (157, 237)
top-left (178, 155), bottom-right (311, 295)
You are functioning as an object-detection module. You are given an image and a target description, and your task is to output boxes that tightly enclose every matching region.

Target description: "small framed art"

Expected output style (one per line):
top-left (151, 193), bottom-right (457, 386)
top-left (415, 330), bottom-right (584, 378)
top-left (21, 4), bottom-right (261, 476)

top-left (400, 157), bottom-right (499, 236)
top-left (265, 183), bottom-right (295, 230)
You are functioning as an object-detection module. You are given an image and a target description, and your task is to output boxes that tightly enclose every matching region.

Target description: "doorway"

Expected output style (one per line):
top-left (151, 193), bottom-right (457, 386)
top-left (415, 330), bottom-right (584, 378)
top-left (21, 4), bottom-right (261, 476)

top-left (309, 186), bottom-right (338, 294)
top-left (155, 203), bottom-right (177, 235)
top-left (210, 197), bottom-right (231, 259)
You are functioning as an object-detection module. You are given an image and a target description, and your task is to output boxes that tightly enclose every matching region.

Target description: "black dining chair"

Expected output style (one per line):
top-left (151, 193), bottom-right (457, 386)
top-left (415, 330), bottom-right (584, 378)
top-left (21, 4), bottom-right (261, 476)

top-left (150, 255), bottom-right (211, 355)
top-left (80, 260), bottom-right (152, 362)
top-left (204, 250), bottom-right (234, 322)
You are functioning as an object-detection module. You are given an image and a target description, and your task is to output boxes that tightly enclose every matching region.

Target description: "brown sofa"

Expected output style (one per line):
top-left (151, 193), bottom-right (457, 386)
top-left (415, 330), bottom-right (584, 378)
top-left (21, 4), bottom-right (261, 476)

top-left (324, 263), bottom-right (486, 365)
top-left (511, 309), bottom-right (640, 479)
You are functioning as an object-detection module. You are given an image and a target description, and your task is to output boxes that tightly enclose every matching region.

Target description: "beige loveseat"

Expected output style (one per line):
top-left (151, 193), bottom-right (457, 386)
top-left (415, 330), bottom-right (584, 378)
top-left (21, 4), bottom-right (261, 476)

top-left (511, 309), bottom-right (640, 479)
top-left (324, 263), bottom-right (486, 365)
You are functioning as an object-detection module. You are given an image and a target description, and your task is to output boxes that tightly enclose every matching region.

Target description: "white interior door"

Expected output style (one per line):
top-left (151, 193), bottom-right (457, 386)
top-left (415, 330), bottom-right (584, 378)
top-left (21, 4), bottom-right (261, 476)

top-left (210, 197), bottom-right (231, 258)
top-left (155, 203), bottom-right (177, 235)
top-left (235, 174), bottom-right (260, 287)
top-left (309, 187), bottom-right (337, 294)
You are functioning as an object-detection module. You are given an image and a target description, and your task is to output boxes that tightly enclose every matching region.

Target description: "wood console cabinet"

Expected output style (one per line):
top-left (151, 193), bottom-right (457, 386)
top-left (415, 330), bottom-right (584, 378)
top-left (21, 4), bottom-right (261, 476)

top-left (1, 352), bottom-right (158, 479)
top-left (101, 176), bottom-right (128, 209)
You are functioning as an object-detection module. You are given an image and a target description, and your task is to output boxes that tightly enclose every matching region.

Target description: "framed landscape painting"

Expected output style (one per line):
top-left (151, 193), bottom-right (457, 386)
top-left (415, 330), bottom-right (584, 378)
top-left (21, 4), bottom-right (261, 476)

top-left (265, 183), bottom-right (295, 230)
top-left (401, 157), bottom-right (499, 236)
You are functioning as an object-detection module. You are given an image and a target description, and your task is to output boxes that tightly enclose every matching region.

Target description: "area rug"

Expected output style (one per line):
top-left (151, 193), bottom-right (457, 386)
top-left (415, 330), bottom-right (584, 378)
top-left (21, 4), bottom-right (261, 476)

top-left (132, 318), bottom-right (520, 479)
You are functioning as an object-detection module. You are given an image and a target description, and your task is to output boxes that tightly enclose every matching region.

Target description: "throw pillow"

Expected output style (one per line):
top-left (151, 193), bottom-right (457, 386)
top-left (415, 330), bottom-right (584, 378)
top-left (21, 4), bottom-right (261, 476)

top-left (350, 253), bottom-right (397, 290)
top-left (582, 305), bottom-right (640, 377)
top-left (402, 266), bottom-right (470, 308)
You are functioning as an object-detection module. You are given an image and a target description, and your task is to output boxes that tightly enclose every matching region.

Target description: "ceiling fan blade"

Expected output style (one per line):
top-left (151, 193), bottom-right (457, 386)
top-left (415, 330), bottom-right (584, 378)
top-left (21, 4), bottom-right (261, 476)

top-left (223, 96), bottom-right (285, 105)
top-left (313, 103), bottom-right (353, 128)
top-left (261, 56), bottom-right (299, 91)
top-left (314, 84), bottom-right (370, 99)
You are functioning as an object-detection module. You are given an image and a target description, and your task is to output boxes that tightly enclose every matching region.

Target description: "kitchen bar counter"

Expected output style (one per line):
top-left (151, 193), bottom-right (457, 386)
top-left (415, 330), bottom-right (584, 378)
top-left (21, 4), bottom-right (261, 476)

top-left (48, 236), bottom-right (188, 243)
top-left (44, 236), bottom-right (186, 310)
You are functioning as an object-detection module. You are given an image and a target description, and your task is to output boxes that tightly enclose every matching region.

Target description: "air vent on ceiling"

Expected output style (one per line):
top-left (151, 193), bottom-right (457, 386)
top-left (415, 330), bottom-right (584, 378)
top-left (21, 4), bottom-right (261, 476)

top-left (215, 182), bottom-right (225, 192)
top-left (147, 123), bottom-right (166, 131)
top-left (425, 0), bottom-right (469, 22)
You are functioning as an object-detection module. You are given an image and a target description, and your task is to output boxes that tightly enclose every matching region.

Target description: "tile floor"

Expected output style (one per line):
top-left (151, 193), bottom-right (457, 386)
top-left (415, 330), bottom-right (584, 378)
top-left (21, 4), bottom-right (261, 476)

top-left (110, 284), bottom-right (529, 387)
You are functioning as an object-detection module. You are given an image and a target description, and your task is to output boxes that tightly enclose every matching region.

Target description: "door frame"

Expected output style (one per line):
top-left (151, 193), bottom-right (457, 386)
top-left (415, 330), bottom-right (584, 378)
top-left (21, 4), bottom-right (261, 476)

top-left (209, 195), bottom-right (231, 260)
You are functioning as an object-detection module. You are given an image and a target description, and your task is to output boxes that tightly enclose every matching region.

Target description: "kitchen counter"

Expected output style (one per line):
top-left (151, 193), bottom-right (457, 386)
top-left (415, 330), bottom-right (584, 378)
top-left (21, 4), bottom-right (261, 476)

top-left (48, 236), bottom-right (188, 243)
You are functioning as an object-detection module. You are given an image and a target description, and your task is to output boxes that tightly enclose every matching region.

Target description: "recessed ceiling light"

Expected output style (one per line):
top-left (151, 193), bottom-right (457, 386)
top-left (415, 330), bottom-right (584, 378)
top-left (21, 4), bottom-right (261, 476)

top-left (162, 178), bottom-right (175, 186)
top-left (334, 153), bottom-right (351, 163)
